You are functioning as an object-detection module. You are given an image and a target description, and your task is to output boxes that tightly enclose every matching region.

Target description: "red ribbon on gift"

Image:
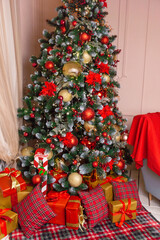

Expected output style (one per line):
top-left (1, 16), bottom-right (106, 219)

top-left (0, 208), bottom-right (13, 236)
top-left (47, 190), bottom-right (69, 202)
top-left (100, 176), bottom-right (125, 186)
top-left (110, 198), bottom-right (136, 227)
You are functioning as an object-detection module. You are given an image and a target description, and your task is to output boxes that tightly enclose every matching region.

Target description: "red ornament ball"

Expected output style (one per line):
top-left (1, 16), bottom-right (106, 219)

top-left (80, 32), bottom-right (90, 42)
top-left (66, 57), bottom-right (70, 62)
top-left (82, 108), bottom-right (95, 121)
top-left (32, 107), bottom-right (35, 111)
top-left (69, 135), bottom-right (78, 148)
top-left (117, 159), bottom-right (125, 170)
top-left (72, 21), bottom-right (77, 27)
top-left (32, 175), bottom-right (41, 185)
top-left (102, 132), bottom-right (107, 137)
top-left (73, 160), bottom-right (78, 165)
top-left (60, 19), bottom-right (65, 25)
top-left (60, 26), bottom-right (66, 34)
top-left (45, 61), bottom-right (54, 69)
top-left (23, 132), bottom-right (28, 137)
top-left (66, 46), bottom-right (72, 53)
top-left (92, 161), bottom-right (98, 168)
top-left (101, 36), bottom-right (109, 44)
top-left (46, 138), bottom-right (52, 144)
top-left (32, 63), bottom-right (37, 68)
top-left (30, 113), bottom-right (35, 118)
top-left (95, 136), bottom-right (100, 141)
top-left (50, 143), bottom-right (55, 149)
top-left (47, 46), bottom-right (53, 54)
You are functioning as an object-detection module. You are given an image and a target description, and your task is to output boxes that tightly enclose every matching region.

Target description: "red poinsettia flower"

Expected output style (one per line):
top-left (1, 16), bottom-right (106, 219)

top-left (39, 81), bottom-right (57, 97)
top-left (85, 71), bottom-right (102, 86)
top-left (97, 62), bottom-right (110, 74)
top-left (98, 105), bottom-right (114, 119)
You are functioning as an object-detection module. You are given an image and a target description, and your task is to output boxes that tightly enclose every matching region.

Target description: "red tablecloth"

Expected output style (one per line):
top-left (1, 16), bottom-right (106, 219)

top-left (128, 112), bottom-right (160, 176)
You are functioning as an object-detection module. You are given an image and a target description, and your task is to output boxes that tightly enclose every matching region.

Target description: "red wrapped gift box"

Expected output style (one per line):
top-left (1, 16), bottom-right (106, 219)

top-left (47, 191), bottom-right (70, 225)
top-left (0, 168), bottom-right (26, 198)
top-left (66, 196), bottom-right (81, 230)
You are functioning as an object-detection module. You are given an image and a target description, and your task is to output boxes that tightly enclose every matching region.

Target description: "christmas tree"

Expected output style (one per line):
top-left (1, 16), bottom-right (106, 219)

top-left (17, 0), bottom-right (129, 194)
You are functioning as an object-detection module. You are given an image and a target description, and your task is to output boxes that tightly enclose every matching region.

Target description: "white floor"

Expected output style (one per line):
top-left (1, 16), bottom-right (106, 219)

top-left (129, 166), bottom-right (160, 222)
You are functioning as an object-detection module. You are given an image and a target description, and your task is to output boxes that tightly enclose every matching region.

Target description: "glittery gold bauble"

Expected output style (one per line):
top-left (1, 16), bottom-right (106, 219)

top-left (84, 122), bottom-right (96, 132)
top-left (62, 61), bottom-right (82, 77)
top-left (21, 147), bottom-right (34, 157)
top-left (113, 124), bottom-right (121, 131)
top-left (47, 150), bottom-right (53, 160)
top-left (103, 74), bottom-right (111, 83)
top-left (58, 89), bottom-right (72, 102)
top-left (68, 172), bottom-right (82, 187)
top-left (82, 51), bottom-right (92, 64)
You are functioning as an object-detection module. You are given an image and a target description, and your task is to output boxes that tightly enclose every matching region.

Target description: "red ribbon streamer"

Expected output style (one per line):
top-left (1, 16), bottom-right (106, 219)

top-left (0, 208), bottom-right (13, 236)
top-left (109, 198), bottom-right (136, 227)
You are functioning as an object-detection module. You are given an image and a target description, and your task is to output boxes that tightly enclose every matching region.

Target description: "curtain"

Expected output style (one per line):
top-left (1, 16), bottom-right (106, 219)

top-left (0, 0), bottom-right (22, 164)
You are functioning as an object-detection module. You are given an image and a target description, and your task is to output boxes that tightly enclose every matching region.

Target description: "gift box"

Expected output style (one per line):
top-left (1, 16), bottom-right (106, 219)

top-left (66, 196), bottom-right (81, 230)
top-left (108, 198), bottom-right (137, 227)
top-left (47, 190), bottom-right (70, 225)
top-left (0, 206), bottom-right (18, 239)
top-left (99, 175), bottom-right (128, 202)
top-left (0, 168), bottom-right (26, 198)
top-left (49, 169), bottom-right (67, 184)
top-left (0, 185), bottom-right (33, 209)
top-left (83, 169), bottom-right (98, 190)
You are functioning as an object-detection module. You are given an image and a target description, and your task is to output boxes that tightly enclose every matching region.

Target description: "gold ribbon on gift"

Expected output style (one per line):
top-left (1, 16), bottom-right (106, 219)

top-left (0, 168), bottom-right (21, 191)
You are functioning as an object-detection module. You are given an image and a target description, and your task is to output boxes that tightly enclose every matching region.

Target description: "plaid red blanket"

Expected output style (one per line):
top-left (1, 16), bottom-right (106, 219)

top-left (10, 208), bottom-right (160, 240)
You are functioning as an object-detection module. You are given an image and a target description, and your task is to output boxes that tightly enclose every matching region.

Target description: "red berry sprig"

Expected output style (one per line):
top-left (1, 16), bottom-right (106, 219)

top-left (58, 96), bottom-right (63, 110)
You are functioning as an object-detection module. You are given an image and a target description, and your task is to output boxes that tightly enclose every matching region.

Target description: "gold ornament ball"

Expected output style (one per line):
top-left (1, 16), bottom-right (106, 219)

top-left (84, 122), bottom-right (96, 132)
top-left (47, 150), bottom-right (53, 160)
top-left (58, 89), bottom-right (72, 102)
top-left (62, 61), bottom-right (82, 77)
top-left (68, 172), bottom-right (82, 187)
top-left (103, 74), bottom-right (111, 83)
top-left (21, 147), bottom-right (34, 157)
top-left (82, 51), bottom-right (92, 64)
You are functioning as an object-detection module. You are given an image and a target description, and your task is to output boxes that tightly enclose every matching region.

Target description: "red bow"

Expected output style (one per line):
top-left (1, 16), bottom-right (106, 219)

top-left (100, 176), bottom-right (125, 186)
top-left (47, 190), bottom-right (69, 202)
top-left (3, 168), bottom-right (19, 178)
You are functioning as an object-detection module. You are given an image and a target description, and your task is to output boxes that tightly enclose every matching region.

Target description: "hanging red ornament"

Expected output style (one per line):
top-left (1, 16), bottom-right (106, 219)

top-left (50, 144), bottom-right (55, 149)
top-left (95, 136), bottom-right (100, 141)
top-left (60, 26), bottom-right (66, 34)
top-left (60, 19), bottom-right (65, 25)
top-left (45, 61), bottom-right (54, 69)
top-left (101, 36), bottom-right (109, 44)
top-left (92, 161), bottom-right (98, 168)
top-left (117, 159), bottom-right (125, 170)
top-left (32, 107), bottom-right (35, 111)
top-left (46, 138), bottom-right (52, 144)
top-left (70, 135), bottom-right (78, 147)
top-left (72, 20), bottom-right (77, 27)
top-left (23, 132), bottom-right (28, 137)
top-left (32, 63), bottom-right (37, 68)
top-left (66, 46), bottom-right (72, 53)
top-left (82, 108), bottom-right (95, 121)
top-left (102, 132), bottom-right (107, 137)
top-left (47, 46), bottom-right (53, 54)
top-left (80, 32), bottom-right (90, 42)
top-left (73, 160), bottom-right (78, 165)
top-left (32, 175), bottom-right (41, 185)
top-left (30, 113), bottom-right (35, 118)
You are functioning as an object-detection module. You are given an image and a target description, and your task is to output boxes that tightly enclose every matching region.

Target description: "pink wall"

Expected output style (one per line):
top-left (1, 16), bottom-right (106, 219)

top-left (19, 0), bottom-right (160, 128)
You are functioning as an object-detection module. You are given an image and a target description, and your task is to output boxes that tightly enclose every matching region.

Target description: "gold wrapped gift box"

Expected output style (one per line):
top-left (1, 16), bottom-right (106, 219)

top-left (0, 186), bottom-right (33, 209)
top-left (109, 198), bottom-right (137, 224)
top-left (0, 207), bottom-right (18, 239)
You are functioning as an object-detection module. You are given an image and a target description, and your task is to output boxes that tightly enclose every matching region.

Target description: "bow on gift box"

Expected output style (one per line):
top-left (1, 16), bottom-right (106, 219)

top-left (110, 198), bottom-right (136, 227)
top-left (100, 175), bottom-right (125, 186)
top-left (0, 168), bottom-right (21, 191)
top-left (47, 190), bottom-right (69, 202)
top-left (0, 208), bottom-right (13, 236)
